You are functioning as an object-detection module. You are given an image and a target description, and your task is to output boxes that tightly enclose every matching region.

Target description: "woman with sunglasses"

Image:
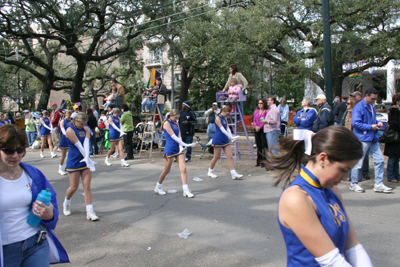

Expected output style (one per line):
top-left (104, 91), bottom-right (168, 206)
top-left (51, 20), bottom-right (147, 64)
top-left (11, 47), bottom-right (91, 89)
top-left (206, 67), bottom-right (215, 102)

top-left (39, 111), bottom-right (57, 159)
top-left (253, 99), bottom-right (268, 167)
top-left (0, 125), bottom-right (69, 266)
top-left (208, 106), bottom-right (243, 180)
top-left (63, 113), bottom-right (98, 221)
top-left (58, 110), bottom-right (73, 175)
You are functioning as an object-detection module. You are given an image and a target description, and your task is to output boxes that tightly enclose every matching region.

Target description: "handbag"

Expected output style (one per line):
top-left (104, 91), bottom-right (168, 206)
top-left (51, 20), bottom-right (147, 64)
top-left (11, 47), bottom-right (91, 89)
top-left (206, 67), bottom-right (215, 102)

top-left (379, 123), bottom-right (400, 143)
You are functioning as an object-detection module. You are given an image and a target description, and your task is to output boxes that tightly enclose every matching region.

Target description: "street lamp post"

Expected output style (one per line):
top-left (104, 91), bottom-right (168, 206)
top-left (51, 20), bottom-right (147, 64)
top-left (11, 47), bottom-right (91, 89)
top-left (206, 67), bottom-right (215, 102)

top-left (322, 0), bottom-right (333, 104)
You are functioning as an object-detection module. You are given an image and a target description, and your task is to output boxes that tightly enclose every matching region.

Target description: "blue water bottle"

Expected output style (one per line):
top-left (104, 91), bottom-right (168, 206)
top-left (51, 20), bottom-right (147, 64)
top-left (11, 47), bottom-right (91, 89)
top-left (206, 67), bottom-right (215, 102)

top-left (27, 188), bottom-right (52, 227)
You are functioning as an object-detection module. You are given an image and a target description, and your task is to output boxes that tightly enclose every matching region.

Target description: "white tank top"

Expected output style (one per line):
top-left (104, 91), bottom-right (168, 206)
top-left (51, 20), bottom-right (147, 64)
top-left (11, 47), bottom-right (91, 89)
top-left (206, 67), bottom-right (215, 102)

top-left (0, 170), bottom-right (40, 245)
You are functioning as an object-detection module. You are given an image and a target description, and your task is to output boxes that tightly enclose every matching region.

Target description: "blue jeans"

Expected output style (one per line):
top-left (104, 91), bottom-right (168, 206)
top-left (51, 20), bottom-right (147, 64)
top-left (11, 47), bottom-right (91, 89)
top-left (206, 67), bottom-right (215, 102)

top-left (351, 141), bottom-right (384, 185)
top-left (158, 103), bottom-right (165, 120)
top-left (3, 233), bottom-right (50, 267)
top-left (182, 135), bottom-right (193, 160)
top-left (141, 100), bottom-right (148, 110)
top-left (387, 157), bottom-right (400, 181)
top-left (207, 123), bottom-right (216, 140)
top-left (266, 130), bottom-right (280, 155)
top-left (362, 155), bottom-right (370, 175)
top-left (35, 125), bottom-right (41, 138)
top-left (27, 131), bottom-right (35, 146)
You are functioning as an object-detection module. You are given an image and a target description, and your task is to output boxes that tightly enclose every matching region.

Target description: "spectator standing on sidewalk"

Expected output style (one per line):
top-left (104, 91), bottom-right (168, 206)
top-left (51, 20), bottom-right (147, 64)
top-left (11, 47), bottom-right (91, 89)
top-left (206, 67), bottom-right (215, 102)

top-left (312, 94), bottom-right (334, 133)
top-left (205, 102), bottom-right (220, 141)
top-left (91, 105), bottom-right (99, 121)
top-left (254, 99), bottom-right (268, 167)
top-left (50, 103), bottom-right (62, 152)
top-left (25, 113), bottom-right (36, 147)
top-left (333, 95), bottom-right (348, 125)
top-left (262, 96), bottom-right (281, 156)
top-left (278, 98), bottom-right (289, 132)
top-left (121, 104), bottom-right (134, 160)
top-left (179, 101), bottom-right (197, 163)
top-left (155, 77), bottom-right (168, 120)
top-left (86, 108), bottom-right (98, 155)
top-left (349, 87), bottom-right (393, 193)
top-left (384, 93), bottom-right (400, 183)
top-left (293, 97), bottom-right (317, 131)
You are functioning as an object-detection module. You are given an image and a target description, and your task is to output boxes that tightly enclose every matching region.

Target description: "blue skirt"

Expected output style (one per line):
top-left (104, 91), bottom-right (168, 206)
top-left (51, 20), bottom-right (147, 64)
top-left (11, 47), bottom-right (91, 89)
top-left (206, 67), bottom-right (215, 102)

top-left (60, 135), bottom-right (68, 149)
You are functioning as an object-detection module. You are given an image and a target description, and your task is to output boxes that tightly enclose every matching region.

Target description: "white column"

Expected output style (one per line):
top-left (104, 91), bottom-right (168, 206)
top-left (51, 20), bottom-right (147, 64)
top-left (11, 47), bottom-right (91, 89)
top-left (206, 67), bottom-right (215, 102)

top-left (386, 60), bottom-right (396, 103)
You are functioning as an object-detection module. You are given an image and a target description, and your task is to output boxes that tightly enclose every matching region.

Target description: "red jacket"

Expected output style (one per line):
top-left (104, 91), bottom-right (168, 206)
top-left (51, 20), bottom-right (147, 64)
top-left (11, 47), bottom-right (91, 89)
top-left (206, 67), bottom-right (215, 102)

top-left (50, 109), bottom-right (61, 127)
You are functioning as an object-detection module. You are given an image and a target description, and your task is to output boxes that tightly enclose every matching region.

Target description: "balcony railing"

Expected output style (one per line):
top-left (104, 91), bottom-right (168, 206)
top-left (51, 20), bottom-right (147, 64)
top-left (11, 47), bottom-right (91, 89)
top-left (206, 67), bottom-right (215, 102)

top-left (145, 58), bottom-right (164, 66)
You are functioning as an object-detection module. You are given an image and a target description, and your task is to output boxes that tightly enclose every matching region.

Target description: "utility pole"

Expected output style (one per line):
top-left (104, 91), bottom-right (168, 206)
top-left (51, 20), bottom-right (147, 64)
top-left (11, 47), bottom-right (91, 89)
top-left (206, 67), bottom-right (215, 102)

top-left (170, 25), bottom-right (177, 109)
top-left (322, 0), bottom-right (333, 104)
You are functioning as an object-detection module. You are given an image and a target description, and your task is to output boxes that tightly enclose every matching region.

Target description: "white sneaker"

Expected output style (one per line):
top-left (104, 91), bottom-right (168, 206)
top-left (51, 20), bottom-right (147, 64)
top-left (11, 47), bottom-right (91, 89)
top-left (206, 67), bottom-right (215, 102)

top-left (373, 183), bottom-right (393, 193)
top-left (56, 148), bottom-right (62, 152)
top-left (111, 153), bottom-right (120, 158)
top-left (253, 143), bottom-right (257, 148)
top-left (58, 169), bottom-right (68, 176)
top-left (349, 183), bottom-right (365, 193)
top-left (208, 171), bottom-right (218, 179)
top-left (40, 153), bottom-right (45, 158)
top-left (63, 202), bottom-right (71, 216)
top-left (232, 172), bottom-right (244, 180)
top-left (154, 187), bottom-right (166, 196)
top-left (121, 161), bottom-right (130, 167)
top-left (105, 158), bottom-right (112, 166)
top-left (51, 153), bottom-right (57, 158)
top-left (86, 211), bottom-right (99, 221)
top-left (183, 190), bottom-right (194, 198)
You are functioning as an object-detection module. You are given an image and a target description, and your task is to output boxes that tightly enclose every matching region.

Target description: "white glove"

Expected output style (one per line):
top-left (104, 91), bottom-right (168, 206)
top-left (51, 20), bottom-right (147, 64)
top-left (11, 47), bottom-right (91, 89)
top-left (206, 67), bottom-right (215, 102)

top-left (75, 138), bottom-right (97, 172)
top-left (179, 145), bottom-right (185, 154)
top-left (186, 143), bottom-right (196, 147)
top-left (43, 123), bottom-right (52, 131)
top-left (110, 122), bottom-right (126, 136)
top-left (171, 134), bottom-right (188, 147)
top-left (344, 244), bottom-right (373, 267)
top-left (315, 248), bottom-right (352, 267)
top-left (50, 124), bottom-right (54, 134)
top-left (61, 126), bottom-right (66, 136)
top-left (227, 127), bottom-right (239, 142)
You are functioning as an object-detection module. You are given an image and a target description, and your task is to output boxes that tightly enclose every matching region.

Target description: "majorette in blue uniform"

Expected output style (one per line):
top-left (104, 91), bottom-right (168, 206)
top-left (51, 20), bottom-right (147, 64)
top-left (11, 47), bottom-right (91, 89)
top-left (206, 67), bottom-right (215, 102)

top-left (40, 117), bottom-right (51, 136)
top-left (109, 116), bottom-right (122, 142)
top-left (212, 115), bottom-right (230, 148)
top-left (163, 119), bottom-right (183, 158)
top-left (59, 118), bottom-right (72, 149)
top-left (0, 120), bottom-right (7, 127)
top-left (278, 165), bottom-right (349, 266)
top-left (65, 125), bottom-right (88, 172)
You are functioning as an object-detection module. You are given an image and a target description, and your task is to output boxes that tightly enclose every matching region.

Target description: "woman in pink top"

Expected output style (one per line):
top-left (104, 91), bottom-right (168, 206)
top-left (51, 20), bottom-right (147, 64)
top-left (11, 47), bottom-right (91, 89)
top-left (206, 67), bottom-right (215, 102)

top-left (254, 99), bottom-right (268, 167)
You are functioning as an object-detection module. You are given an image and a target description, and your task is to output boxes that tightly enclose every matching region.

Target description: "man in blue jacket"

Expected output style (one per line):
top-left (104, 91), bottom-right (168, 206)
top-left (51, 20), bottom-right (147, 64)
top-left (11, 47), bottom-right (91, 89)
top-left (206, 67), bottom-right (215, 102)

top-left (350, 87), bottom-right (392, 193)
top-left (312, 94), bottom-right (334, 132)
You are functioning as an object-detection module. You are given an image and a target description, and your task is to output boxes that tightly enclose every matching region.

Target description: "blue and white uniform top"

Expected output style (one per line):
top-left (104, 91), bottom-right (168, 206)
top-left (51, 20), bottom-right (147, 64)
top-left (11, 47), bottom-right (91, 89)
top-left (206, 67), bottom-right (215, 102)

top-left (109, 116), bottom-right (122, 142)
top-left (163, 119), bottom-right (183, 158)
top-left (59, 118), bottom-right (72, 149)
top-left (278, 165), bottom-right (349, 266)
top-left (65, 125), bottom-right (88, 173)
top-left (0, 120), bottom-right (6, 127)
top-left (212, 115), bottom-right (230, 147)
top-left (40, 117), bottom-right (51, 136)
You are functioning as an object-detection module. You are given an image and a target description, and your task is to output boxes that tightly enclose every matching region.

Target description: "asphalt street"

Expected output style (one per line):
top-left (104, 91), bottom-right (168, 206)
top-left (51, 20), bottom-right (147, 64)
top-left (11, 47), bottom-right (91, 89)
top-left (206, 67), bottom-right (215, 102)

top-left (24, 146), bottom-right (400, 267)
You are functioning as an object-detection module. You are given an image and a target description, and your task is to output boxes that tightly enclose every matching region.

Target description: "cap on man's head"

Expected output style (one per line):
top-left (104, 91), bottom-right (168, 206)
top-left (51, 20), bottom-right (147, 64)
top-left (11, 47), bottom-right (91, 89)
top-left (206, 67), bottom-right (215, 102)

top-left (351, 91), bottom-right (362, 97)
top-left (51, 103), bottom-right (57, 107)
top-left (212, 102), bottom-right (218, 106)
top-left (183, 101), bottom-right (190, 108)
top-left (341, 94), bottom-right (349, 99)
top-left (314, 94), bottom-right (327, 101)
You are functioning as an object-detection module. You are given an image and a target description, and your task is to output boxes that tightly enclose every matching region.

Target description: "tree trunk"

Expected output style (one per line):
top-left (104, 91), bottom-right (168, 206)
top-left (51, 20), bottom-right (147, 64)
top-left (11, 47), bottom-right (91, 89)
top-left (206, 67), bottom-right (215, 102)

top-left (37, 81), bottom-right (52, 111)
top-left (91, 85), bottom-right (99, 112)
top-left (71, 61), bottom-right (86, 104)
top-left (332, 61), bottom-right (345, 98)
top-left (178, 68), bottom-right (193, 108)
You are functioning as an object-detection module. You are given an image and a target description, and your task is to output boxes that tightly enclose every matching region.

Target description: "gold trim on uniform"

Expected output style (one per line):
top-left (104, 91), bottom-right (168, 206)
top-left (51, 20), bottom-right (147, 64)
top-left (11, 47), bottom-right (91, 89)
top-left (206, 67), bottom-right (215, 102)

top-left (300, 169), bottom-right (322, 189)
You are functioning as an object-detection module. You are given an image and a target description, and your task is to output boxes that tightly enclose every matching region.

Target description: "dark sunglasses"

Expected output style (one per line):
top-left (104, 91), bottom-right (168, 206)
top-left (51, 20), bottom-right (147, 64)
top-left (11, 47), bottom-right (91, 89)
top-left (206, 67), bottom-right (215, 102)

top-left (1, 147), bottom-right (26, 155)
top-left (258, 102), bottom-right (263, 104)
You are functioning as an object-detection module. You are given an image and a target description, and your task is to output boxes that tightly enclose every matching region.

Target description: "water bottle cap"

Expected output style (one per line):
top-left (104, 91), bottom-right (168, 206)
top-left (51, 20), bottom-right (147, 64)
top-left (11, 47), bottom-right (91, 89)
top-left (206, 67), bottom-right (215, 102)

top-left (46, 188), bottom-right (50, 192)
